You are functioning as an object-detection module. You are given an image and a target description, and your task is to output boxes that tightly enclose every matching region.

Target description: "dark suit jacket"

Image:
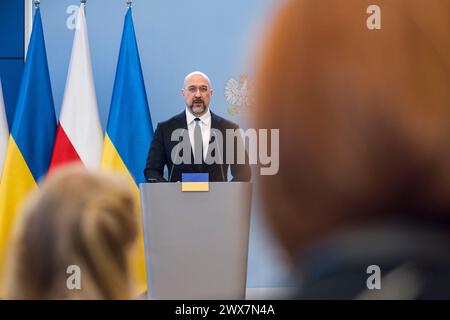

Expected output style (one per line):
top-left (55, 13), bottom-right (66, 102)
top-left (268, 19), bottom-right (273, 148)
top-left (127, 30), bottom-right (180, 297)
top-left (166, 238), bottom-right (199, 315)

top-left (293, 219), bottom-right (450, 299)
top-left (144, 111), bottom-right (251, 182)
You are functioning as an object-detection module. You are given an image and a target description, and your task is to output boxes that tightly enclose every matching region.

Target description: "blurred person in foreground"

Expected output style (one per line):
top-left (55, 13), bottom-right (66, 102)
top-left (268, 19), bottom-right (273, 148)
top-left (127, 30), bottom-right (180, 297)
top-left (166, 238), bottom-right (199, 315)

top-left (4, 165), bottom-right (138, 299)
top-left (255, 0), bottom-right (450, 299)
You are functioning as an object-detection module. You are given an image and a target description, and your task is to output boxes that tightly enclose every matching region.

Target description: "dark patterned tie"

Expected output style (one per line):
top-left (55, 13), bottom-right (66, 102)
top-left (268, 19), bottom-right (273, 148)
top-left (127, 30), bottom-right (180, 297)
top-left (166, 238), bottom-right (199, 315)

top-left (194, 118), bottom-right (203, 166)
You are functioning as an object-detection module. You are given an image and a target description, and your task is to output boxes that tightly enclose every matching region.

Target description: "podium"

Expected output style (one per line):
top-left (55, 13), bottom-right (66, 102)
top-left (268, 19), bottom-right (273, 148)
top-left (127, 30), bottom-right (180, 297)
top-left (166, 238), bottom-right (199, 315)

top-left (139, 182), bottom-right (252, 299)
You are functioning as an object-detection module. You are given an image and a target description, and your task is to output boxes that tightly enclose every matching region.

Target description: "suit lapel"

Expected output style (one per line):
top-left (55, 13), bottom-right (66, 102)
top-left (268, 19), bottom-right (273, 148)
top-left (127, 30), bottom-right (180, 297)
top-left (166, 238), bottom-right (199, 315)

top-left (175, 110), bottom-right (223, 173)
top-left (174, 110), bottom-right (201, 171)
top-left (204, 112), bottom-right (224, 175)
top-left (210, 111), bottom-right (221, 131)
top-left (173, 111), bottom-right (188, 130)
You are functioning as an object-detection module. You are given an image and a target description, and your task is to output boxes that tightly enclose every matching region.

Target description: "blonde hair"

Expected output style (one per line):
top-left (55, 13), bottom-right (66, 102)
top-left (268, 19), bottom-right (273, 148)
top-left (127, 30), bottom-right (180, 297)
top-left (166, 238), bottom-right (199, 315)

top-left (4, 165), bottom-right (138, 299)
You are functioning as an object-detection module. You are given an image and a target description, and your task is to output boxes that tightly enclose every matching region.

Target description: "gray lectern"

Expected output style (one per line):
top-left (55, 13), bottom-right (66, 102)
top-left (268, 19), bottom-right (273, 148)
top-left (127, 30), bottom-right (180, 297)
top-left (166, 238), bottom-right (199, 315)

top-left (139, 182), bottom-right (252, 300)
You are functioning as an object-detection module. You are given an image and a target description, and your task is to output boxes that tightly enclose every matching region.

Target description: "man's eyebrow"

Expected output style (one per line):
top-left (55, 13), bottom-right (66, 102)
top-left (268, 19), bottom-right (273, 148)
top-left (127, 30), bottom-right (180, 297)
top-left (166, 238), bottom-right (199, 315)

top-left (187, 85), bottom-right (209, 88)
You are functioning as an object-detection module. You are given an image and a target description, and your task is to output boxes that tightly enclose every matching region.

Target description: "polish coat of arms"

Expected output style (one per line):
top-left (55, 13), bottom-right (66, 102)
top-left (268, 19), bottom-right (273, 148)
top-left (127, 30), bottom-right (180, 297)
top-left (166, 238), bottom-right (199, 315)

top-left (225, 74), bottom-right (253, 116)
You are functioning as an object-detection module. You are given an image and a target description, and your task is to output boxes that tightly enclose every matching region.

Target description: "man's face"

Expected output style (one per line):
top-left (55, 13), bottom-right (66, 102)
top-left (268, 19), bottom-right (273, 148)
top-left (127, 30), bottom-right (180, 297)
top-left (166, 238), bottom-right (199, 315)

top-left (182, 74), bottom-right (213, 116)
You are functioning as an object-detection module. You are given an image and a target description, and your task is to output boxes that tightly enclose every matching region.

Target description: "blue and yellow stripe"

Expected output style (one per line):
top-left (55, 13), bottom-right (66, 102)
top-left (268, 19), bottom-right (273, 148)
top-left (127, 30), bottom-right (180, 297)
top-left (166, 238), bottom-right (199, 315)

top-left (0, 8), bottom-right (56, 292)
top-left (101, 8), bottom-right (153, 295)
top-left (182, 173), bottom-right (209, 192)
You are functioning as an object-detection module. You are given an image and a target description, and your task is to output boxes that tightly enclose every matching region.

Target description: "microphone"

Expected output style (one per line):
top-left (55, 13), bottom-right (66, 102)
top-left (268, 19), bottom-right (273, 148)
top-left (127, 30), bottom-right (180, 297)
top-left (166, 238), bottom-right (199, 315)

top-left (147, 177), bottom-right (166, 183)
top-left (169, 128), bottom-right (186, 182)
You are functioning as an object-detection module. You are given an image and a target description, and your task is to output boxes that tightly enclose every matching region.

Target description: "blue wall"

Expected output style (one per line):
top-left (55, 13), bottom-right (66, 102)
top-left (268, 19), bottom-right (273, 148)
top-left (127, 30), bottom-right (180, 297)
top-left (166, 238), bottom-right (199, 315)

top-left (38, 0), bottom-right (278, 127)
top-left (0, 0), bottom-right (24, 127)
top-left (27, 0), bottom-right (289, 290)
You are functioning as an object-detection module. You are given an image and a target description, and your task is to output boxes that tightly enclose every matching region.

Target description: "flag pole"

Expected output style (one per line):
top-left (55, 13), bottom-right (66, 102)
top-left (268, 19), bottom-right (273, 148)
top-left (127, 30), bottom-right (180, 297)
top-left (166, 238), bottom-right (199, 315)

top-left (81, 0), bottom-right (87, 16)
top-left (127, 0), bottom-right (132, 8)
top-left (34, 0), bottom-right (40, 8)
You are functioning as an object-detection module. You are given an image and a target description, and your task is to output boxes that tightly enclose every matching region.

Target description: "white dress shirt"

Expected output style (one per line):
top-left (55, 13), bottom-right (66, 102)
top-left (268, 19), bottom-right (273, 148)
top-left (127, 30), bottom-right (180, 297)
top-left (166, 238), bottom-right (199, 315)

top-left (185, 107), bottom-right (211, 160)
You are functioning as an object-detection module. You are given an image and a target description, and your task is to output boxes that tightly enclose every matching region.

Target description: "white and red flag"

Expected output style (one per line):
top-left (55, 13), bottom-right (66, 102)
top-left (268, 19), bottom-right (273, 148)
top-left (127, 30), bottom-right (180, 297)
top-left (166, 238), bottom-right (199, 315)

top-left (50, 3), bottom-right (102, 171)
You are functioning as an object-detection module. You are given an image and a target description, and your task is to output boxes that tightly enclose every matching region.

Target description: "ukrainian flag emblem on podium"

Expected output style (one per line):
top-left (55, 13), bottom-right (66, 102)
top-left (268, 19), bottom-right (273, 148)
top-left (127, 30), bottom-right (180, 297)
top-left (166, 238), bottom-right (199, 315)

top-left (182, 173), bottom-right (209, 192)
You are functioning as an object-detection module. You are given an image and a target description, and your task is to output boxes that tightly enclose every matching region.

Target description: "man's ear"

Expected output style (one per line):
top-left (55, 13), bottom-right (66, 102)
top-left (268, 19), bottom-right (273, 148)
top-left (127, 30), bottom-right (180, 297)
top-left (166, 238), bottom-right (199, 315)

top-left (181, 89), bottom-right (185, 97)
top-left (210, 89), bottom-right (213, 96)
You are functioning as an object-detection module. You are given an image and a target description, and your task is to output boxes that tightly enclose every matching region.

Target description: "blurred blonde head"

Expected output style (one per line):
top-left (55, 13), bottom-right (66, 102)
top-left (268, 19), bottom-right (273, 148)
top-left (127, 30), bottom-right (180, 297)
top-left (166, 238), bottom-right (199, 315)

top-left (255, 0), bottom-right (450, 258)
top-left (4, 165), bottom-right (138, 299)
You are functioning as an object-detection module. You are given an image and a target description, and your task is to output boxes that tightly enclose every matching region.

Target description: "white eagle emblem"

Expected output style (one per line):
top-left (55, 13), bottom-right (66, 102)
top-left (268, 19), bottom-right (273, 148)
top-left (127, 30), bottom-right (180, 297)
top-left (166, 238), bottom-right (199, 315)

top-left (225, 74), bottom-right (253, 115)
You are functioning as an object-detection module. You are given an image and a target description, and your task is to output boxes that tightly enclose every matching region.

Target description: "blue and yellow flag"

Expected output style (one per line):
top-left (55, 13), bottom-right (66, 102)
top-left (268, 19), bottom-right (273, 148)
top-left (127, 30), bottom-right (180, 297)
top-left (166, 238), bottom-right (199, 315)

top-left (101, 7), bottom-right (153, 295)
top-left (182, 173), bottom-right (209, 192)
top-left (0, 8), bottom-right (56, 285)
